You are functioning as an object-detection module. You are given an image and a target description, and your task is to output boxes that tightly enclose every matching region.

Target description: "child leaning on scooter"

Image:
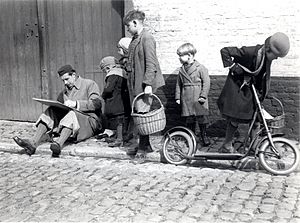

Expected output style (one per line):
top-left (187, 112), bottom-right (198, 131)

top-left (175, 43), bottom-right (211, 147)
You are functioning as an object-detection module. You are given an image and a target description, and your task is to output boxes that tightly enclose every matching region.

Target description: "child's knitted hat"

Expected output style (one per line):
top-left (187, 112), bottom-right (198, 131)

top-left (117, 37), bottom-right (132, 55)
top-left (99, 56), bottom-right (118, 70)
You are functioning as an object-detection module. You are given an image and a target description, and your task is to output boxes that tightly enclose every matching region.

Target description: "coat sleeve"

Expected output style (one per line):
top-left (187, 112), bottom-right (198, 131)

top-left (77, 80), bottom-right (102, 112)
top-left (199, 66), bottom-right (210, 99)
top-left (220, 46), bottom-right (247, 68)
top-left (175, 74), bottom-right (182, 101)
top-left (102, 76), bottom-right (119, 100)
top-left (142, 34), bottom-right (157, 87)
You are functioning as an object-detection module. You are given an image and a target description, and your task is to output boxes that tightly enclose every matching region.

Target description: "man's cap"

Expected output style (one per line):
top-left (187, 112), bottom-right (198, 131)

top-left (99, 56), bottom-right (118, 70)
top-left (269, 32), bottom-right (290, 57)
top-left (57, 65), bottom-right (75, 76)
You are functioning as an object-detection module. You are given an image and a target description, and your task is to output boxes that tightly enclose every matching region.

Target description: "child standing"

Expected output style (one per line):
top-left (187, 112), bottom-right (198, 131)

top-left (123, 9), bottom-right (165, 156)
top-left (175, 43), bottom-right (211, 147)
top-left (117, 37), bottom-right (133, 144)
top-left (117, 37), bottom-right (132, 69)
top-left (99, 56), bottom-right (128, 147)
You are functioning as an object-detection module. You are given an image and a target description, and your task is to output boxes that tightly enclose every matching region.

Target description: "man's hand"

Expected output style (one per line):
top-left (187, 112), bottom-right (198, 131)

top-left (64, 100), bottom-right (77, 108)
top-left (198, 97), bottom-right (206, 104)
top-left (144, 85), bottom-right (153, 95)
top-left (230, 63), bottom-right (244, 76)
top-left (176, 99), bottom-right (180, 105)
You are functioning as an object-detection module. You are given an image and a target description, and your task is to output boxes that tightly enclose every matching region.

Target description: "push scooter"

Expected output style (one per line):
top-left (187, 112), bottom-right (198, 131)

top-left (162, 83), bottom-right (299, 175)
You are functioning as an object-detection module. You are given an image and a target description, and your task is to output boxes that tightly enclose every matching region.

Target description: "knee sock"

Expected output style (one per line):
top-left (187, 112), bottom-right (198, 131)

top-left (224, 122), bottom-right (238, 147)
top-left (32, 122), bottom-right (48, 146)
top-left (56, 127), bottom-right (72, 147)
top-left (116, 123), bottom-right (123, 141)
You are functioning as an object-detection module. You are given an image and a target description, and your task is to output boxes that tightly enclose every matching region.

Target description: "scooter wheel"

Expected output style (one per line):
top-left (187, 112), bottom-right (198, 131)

top-left (259, 137), bottom-right (300, 175)
top-left (162, 131), bottom-right (194, 165)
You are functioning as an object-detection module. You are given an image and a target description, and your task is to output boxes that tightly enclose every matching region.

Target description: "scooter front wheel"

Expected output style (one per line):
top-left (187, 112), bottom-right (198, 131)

top-left (162, 131), bottom-right (194, 165)
top-left (259, 137), bottom-right (300, 175)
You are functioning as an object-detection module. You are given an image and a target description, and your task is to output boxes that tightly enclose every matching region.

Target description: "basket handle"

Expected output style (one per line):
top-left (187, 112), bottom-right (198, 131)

top-left (131, 93), bottom-right (164, 114)
top-left (266, 95), bottom-right (285, 116)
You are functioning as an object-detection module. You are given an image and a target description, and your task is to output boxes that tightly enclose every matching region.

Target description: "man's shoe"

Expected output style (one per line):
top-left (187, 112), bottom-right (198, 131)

top-left (126, 146), bottom-right (138, 156)
top-left (50, 142), bottom-right (61, 158)
top-left (13, 136), bottom-right (36, 156)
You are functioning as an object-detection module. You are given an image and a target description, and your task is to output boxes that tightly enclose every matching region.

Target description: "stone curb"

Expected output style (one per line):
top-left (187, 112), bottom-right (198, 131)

top-left (0, 140), bottom-right (263, 171)
top-left (0, 141), bottom-right (162, 163)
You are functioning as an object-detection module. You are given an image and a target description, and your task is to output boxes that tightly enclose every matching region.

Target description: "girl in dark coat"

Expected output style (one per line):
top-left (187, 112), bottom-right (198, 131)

top-left (218, 32), bottom-right (290, 153)
top-left (175, 43), bottom-right (211, 146)
top-left (100, 56), bottom-right (129, 147)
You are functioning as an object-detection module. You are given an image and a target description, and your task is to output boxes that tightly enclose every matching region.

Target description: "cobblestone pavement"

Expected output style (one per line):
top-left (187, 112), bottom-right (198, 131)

top-left (0, 152), bottom-right (300, 223)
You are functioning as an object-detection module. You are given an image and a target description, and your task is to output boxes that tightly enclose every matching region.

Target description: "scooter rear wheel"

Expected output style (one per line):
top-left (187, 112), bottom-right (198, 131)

top-left (259, 137), bottom-right (300, 175)
top-left (162, 131), bottom-right (194, 165)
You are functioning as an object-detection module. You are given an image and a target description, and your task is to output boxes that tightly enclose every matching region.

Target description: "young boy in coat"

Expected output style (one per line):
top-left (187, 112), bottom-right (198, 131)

top-left (123, 9), bottom-right (165, 156)
top-left (218, 32), bottom-right (290, 153)
top-left (175, 43), bottom-right (211, 146)
top-left (99, 56), bottom-right (129, 147)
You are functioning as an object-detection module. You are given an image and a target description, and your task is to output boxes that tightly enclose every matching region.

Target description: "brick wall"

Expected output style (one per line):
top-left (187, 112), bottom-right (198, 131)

top-left (124, 0), bottom-right (300, 139)
top-left (125, 0), bottom-right (300, 77)
top-left (156, 75), bottom-right (300, 140)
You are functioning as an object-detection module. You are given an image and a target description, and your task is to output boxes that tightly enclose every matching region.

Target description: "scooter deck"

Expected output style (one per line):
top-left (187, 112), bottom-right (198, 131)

top-left (193, 152), bottom-right (245, 160)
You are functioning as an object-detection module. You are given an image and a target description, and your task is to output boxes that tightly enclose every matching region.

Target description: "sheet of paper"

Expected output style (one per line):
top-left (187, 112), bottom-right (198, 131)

top-left (32, 98), bottom-right (71, 111)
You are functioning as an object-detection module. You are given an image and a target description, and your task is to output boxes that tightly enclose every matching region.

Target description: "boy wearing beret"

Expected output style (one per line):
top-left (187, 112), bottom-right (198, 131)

top-left (217, 32), bottom-right (290, 153)
top-left (13, 65), bottom-right (104, 157)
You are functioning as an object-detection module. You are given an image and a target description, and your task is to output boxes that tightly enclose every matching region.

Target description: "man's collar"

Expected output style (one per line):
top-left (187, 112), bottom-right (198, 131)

top-left (73, 76), bottom-right (82, 89)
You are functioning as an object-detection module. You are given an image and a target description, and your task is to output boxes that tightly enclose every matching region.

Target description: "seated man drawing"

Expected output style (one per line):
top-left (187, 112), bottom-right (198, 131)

top-left (13, 65), bottom-right (104, 157)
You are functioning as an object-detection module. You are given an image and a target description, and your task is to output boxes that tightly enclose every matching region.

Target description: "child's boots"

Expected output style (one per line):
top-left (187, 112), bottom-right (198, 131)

top-left (108, 123), bottom-right (123, 147)
top-left (199, 124), bottom-right (210, 147)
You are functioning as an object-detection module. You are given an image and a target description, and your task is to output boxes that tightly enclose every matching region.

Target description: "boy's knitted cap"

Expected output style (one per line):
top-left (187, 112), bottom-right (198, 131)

top-left (99, 56), bottom-right (118, 70)
top-left (117, 37), bottom-right (132, 51)
top-left (269, 32), bottom-right (290, 57)
top-left (57, 64), bottom-right (75, 76)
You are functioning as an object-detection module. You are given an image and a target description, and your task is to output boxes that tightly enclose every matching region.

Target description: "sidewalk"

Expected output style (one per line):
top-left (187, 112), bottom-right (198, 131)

top-left (0, 120), bottom-right (299, 171)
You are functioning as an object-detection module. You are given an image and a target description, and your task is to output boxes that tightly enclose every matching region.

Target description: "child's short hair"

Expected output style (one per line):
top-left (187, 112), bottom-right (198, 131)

top-left (123, 10), bottom-right (145, 25)
top-left (177, 43), bottom-right (197, 56)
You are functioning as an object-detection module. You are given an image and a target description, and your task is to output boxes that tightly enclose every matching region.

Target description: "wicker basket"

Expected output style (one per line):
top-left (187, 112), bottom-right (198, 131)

top-left (131, 93), bottom-right (166, 135)
top-left (266, 96), bottom-right (285, 132)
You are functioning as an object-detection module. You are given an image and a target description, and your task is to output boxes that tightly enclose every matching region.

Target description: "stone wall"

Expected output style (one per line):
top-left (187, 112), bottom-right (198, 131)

top-left (124, 0), bottom-right (300, 140)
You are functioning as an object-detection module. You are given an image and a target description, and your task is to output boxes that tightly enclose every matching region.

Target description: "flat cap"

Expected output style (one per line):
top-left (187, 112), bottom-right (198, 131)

top-left (57, 65), bottom-right (75, 76)
top-left (269, 32), bottom-right (290, 57)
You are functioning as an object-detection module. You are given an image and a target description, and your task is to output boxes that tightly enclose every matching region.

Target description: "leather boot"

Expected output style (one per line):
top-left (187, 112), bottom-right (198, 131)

top-left (139, 135), bottom-right (153, 153)
top-left (219, 122), bottom-right (238, 153)
top-left (199, 124), bottom-right (211, 146)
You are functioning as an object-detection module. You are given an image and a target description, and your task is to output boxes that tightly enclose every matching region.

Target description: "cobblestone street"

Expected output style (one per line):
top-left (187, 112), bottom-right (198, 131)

top-left (0, 152), bottom-right (299, 222)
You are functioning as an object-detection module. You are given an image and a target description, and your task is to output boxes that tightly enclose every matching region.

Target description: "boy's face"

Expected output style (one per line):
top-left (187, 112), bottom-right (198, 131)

top-left (266, 49), bottom-right (278, 61)
top-left (102, 65), bottom-right (111, 74)
top-left (117, 47), bottom-right (125, 56)
top-left (125, 20), bottom-right (139, 36)
top-left (178, 53), bottom-right (193, 64)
